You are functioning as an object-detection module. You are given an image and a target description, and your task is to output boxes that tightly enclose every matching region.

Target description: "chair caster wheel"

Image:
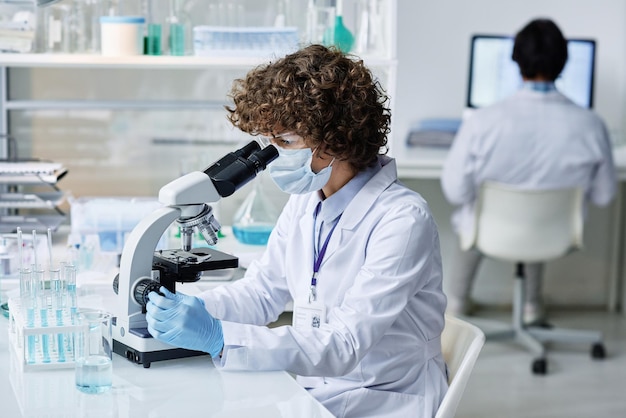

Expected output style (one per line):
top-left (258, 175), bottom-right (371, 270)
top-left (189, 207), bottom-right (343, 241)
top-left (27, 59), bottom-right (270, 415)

top-left (532, 358), bottom-right (547, 375)
top-left (591, 343), bottom-right (606, 359)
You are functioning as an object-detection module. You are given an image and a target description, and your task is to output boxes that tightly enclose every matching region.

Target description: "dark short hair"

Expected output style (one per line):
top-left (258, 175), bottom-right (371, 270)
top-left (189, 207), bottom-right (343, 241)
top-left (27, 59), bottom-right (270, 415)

top-left (512, 19), bottom-right (568, 81)
top-left (226, 44), bottom-right (391, 171)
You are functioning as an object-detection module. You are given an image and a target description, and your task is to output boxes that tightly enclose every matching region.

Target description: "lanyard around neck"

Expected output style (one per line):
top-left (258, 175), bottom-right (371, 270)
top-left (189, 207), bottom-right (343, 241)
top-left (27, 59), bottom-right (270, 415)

top-left (310, 204), bottom-right (341, 303)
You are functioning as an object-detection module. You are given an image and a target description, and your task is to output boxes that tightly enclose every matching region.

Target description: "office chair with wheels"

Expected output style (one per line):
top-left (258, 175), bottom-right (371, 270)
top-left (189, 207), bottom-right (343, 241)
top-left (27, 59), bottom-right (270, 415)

top-left (462, 181), bottom-right (606, 375)
top-left (435, 315), bottom-right (485, 418)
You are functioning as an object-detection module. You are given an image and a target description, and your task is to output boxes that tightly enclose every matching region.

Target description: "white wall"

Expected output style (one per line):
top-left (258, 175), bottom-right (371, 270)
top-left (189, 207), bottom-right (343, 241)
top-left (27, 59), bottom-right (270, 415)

top-left (393, 0), bottom-right (626, 309)
top-left (393, 0), bottom-right (626, 147)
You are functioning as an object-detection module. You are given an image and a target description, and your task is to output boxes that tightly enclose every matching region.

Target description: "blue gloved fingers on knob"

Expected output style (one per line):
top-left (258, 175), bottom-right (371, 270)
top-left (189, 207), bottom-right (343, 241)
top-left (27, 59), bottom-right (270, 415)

top-left (147, 288), bottom-right (180, 309)
top-left (146, 300), bottom-right (179, 334)
top-left (156, 286), bottom-right (184, 301)
top-left (146, 294), bottom-right (183, 321)
top-left (144, 286), bottom-right (224, 357)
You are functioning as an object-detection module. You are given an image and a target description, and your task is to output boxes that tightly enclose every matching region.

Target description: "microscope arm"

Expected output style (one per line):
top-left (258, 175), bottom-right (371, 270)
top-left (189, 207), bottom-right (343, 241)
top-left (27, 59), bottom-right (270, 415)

top-left (159, 171), bottom-right (220, 206)
top-left (117, 206), bottom-right (181, 328)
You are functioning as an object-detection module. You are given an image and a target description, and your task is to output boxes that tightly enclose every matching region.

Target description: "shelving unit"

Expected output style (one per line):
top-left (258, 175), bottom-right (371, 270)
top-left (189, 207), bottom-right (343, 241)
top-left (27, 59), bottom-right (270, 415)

top-left (0, 160), bottom-right (68, 232)
top-left (0, 0), bottom-right (398, 201)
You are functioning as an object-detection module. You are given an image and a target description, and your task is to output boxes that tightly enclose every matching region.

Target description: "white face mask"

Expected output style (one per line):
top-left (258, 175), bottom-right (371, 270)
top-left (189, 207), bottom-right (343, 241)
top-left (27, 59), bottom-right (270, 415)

top-left (268, 148), bottom-right (334, 194)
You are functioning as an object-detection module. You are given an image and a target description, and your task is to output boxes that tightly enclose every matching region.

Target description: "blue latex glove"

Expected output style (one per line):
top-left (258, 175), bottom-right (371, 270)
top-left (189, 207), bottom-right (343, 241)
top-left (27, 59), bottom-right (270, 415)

top-left (146, 286), bottom-right (223, 357)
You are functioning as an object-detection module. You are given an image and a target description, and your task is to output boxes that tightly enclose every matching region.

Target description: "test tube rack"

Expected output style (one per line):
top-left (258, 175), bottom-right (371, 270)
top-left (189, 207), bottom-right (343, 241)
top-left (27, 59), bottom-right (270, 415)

top-left (7, 297), bottom-right (81, 371)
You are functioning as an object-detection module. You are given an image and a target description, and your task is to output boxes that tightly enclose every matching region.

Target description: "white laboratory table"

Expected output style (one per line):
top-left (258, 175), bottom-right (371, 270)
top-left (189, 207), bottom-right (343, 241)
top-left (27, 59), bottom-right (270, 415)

top-left (395, 144), bottom-right (626, 315)
top-left (0, 287), bottom-right (332, 418)
top-left (0, 321), bottom-right (333, 418)
top-left (0, 229), bottom-right (330, 418)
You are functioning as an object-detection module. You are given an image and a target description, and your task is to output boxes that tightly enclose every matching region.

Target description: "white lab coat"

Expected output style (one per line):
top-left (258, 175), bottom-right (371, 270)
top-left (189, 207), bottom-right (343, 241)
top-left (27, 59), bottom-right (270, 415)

top-left (200, 156), bottom-right (448, 418)
top-left (442, 89), bottom-right (617, 240)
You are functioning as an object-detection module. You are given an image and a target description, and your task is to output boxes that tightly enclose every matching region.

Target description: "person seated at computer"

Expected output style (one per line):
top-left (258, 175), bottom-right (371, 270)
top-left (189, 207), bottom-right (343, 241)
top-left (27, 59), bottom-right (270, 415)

top-left (441, 18), bottom-right (616, 323)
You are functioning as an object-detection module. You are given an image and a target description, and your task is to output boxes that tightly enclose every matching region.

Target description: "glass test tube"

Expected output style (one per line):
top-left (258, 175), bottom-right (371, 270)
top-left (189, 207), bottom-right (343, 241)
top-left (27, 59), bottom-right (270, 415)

top-left (34, 268), bottom-right (51, 363)
top-left (64, 264), bottom-right (77, 322)
top-left (19, 268), bottom-right (36, 364)
top-left (64, 264), bottom-right (77, 358)
top-left (51, 268), bottom-right (66, 362)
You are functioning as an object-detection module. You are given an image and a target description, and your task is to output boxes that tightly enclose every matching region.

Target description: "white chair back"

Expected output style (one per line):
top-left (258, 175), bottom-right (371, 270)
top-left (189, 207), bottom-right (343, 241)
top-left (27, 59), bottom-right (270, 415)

top-left (435, 315), bottom-right (485, 418)
top-left (466, 182), bottom-right (584, 263)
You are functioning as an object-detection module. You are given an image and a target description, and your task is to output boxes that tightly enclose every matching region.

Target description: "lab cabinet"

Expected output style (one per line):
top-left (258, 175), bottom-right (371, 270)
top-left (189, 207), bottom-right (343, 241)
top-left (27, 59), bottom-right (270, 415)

top-left (0, 0), bottom-right (397, 222)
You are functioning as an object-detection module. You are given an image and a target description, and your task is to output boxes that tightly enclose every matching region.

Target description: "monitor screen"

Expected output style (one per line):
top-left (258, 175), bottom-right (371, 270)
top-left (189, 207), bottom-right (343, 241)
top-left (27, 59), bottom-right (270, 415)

top-left (466, 35), bottom-right (596, 109)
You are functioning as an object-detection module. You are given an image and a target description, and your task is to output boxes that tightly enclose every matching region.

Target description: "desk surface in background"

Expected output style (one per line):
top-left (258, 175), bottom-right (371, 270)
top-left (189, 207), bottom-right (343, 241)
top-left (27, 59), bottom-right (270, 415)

top-left (395, 144), bottom-right (626, 180)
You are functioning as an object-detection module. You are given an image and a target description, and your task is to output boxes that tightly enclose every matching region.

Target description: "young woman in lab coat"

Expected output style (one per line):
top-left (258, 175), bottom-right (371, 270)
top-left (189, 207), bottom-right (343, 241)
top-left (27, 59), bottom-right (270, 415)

top-left (146, 45), bottom-right (449, 418)
top-left (441, 19), bottom-right (616, 322)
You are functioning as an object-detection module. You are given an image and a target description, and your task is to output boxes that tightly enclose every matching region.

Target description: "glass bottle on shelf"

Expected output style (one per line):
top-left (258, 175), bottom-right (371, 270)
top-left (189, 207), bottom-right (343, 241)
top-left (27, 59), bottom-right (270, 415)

top-left (144, 0), bottom-right (163, 55)
top-left (331, 0), bottom-right (354, 53)
top-left (37, 2), bottom-right (71, 53)
top-left (306, 0), bottom-right (335, 46)
top-left (353, 0), bottom-right (386, 56)
top-left (232, 175), bottom-right (280, 246)
top-left (166, 0), bottom-right (187, 55)
top-left (331, 14), bottom-right (354, 52)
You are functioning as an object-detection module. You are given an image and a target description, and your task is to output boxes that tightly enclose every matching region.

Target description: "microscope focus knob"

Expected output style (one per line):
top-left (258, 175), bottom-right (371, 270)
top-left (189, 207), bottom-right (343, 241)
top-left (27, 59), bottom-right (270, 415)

top-left (134, 279), bottom-right (163, 307)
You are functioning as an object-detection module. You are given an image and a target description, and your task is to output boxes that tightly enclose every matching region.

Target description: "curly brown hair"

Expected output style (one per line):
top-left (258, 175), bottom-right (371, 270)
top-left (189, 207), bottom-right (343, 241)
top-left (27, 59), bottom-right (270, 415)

top-left (225, 44), bottom-right (391, 171)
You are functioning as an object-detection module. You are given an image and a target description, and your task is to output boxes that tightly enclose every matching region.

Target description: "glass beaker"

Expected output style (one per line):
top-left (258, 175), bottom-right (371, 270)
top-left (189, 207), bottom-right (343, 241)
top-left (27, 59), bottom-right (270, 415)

top-left (232, 177), bottom-right (280, 246)
top-left (74, 309), bottom-right (113, 394)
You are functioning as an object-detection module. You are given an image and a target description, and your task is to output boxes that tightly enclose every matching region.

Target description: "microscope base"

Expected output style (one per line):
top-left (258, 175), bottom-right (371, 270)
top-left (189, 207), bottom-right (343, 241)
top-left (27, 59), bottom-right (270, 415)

top-left (113, 328), bottom-right (207, 368)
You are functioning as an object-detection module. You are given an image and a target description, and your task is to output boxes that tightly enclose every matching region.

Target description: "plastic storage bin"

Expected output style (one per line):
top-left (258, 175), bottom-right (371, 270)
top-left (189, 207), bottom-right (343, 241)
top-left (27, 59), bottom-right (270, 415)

top-left (69, 197), bottom-right (165, 253)
top-left (193, 26), bottom-right (299, 57)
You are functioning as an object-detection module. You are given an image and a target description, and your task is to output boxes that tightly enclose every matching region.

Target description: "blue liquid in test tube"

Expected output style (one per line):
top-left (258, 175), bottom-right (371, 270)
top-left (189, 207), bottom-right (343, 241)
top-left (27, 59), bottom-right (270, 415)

top-left (65, 264), bottom-right (77, 321)
top-left (39, 310), bottom-right (51, 363)
top-left (35, 269), bottom-right (51, 363)
top-left (51, 269), bottom-right (65, 362)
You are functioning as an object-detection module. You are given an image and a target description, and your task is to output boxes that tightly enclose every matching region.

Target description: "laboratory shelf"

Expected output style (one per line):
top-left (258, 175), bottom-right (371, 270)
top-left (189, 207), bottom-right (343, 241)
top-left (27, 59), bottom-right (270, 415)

top-left (0, 169), bottom-right (68, 185)
top-left (0, 191), bottom-right (65, 209)
top-left (0, 52), bottom-right (396, 70)
top-left (0, 214), bottom-right (65, 233)
top-left (0, 160), bottom-right (68, 232)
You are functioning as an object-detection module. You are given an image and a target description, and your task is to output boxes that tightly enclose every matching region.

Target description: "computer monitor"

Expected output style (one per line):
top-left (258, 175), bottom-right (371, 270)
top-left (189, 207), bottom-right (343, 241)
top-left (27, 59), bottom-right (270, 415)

top-left (466, 34), bottom-right (596, 109)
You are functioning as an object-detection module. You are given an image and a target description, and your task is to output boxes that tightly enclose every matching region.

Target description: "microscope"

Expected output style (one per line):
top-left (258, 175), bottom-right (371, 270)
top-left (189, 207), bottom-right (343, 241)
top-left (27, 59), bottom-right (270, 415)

top-left (112, 141), bottom-right (278, 368)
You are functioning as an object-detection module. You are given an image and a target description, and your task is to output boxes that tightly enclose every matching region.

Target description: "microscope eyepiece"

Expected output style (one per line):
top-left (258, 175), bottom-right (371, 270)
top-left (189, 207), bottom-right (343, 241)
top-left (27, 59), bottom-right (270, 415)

top-left (203, 141), bottom-right (261, 179)
top-left (248, 145), bottom-right (279, 172)
top-left (235, 141), bottom-right (262, 159)
top-left (204, 141), bottom-right (279, 197)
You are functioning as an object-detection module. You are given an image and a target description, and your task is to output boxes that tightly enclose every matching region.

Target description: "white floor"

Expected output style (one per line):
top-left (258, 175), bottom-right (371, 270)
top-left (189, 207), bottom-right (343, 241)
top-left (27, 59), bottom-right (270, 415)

top-left (457, 309), bottom-right (626, 417)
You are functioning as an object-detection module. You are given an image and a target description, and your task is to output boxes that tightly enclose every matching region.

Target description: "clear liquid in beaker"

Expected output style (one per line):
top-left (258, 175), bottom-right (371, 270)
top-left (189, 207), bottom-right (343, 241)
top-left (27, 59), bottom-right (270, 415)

top-left (75, 355), bottom-right (112, 394)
